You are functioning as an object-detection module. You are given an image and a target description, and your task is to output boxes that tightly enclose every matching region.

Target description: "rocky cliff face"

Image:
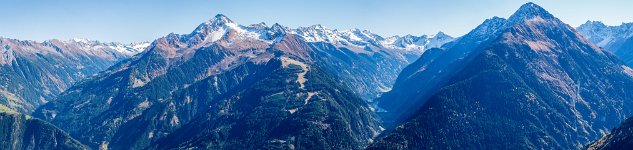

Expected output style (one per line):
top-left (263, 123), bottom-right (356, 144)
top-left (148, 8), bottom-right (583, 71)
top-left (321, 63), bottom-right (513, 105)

top-left (0, 112), bottom-right (86, 150)
top-left (370, 3), bottom-right (633, 149)
top-left (0, 38), bottom-right (146, 113)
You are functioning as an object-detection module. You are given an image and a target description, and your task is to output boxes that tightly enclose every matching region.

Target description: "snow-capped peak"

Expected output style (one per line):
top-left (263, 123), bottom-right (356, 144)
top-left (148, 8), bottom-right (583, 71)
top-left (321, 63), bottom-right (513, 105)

top-left (183, 14), bottom-right (292, 46)
top-left (307, 24), bottom-right (326, 30)
top-left (211, 14), bottom-right (234, 25)
top-left (157, 14), bottom-right (456, 55)
top-left (271, 23), bottom-right (286, 33)
top-left (380, 32), bottom-right (454, 52)
top-left (249, 22), bottom-right (268, 30)
top-left (429, 31), bottom-right (449, 39)
top-left (65, 38), bottom-right (149, 55)
top-left (292, 25), bottom-right (338, 43)
top-left (292, 25), bottom-right (385, 47)
top-left (291, 23), bottom-right (455, 53)
top-left (193, 14), bottom-right (240, 36)
top-left (120, 42), bottom-right (151, 54)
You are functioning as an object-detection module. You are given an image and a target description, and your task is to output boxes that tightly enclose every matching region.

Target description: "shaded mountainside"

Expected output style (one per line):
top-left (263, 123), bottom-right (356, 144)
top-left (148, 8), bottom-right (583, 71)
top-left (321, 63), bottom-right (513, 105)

top-left (147, 57), bottom-right (379, 150)
top-left (371, 3), bottom-right (633, 149)
top-left (587, 117), bottom-right (633, 150)
top-left (614, 36), bottom-right (633, 66)
top-left (34, 15), bottom-right (381, 149)
top-left (0, 38), bottom-right (147, 113)
top-left (0, 112), bottom-right (86, 150)
top-left (307, 41), bottom-right (410, 101)
top-left (376, 16), bottom-right (507, 127)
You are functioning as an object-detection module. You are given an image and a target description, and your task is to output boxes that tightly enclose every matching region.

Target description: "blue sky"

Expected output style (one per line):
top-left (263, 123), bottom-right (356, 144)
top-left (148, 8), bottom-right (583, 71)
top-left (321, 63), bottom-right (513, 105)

top-left (1, 0), bottom-right (631, 43)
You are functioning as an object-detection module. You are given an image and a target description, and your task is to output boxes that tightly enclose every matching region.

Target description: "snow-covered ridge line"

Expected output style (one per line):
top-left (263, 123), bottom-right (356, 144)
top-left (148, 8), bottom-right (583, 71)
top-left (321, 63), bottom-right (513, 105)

top-left (177, 14), bottom-right (454, 53)
top-left (0, 37), bottom-right (149, 56)
top-left (63, 38), bottom-right (150, 54)
top-left (291, 24), bottom-right (454, 52)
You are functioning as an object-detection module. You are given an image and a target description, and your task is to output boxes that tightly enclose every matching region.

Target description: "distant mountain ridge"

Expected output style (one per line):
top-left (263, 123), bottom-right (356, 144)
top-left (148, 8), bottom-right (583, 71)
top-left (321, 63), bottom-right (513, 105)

top-left (0, 37), bottom-right (148, 113)
top-left (292, 24), bottom-right (453, 55)
top-left (577, 21), bottom-right (633, 66)
top-left (66, 38), bottom-right (150, 55)
top-left (577, 21), bottom-right (633, 51)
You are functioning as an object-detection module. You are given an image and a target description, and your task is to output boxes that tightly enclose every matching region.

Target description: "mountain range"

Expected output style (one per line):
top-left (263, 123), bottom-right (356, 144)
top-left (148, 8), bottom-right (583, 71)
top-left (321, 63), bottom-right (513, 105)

top-left (0, 37), bottom-right (148, 113)
top-left (371, 2), bottom-right (633, 149)
top-left (32, 14), bottom-right (452, 149)
top-left (2, 2), bottom-right (633, 150)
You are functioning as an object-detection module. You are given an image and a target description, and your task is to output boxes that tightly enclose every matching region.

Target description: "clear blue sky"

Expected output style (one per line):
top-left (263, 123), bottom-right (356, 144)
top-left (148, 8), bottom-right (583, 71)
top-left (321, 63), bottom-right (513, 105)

top-left (1, 0), bottom-right (631, 43)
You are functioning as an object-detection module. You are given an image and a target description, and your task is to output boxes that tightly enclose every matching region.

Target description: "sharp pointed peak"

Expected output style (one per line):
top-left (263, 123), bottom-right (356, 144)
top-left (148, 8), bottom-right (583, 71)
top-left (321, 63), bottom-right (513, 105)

top-left (209, 14), bottom-right (234, 24)
top-left (214, 14), bottom-right (229, 20)
top-left (518, 2), bottom-right (545, 11)
top-left (508, 2), bottom-right (554, 23)
top-left (192, 14), bottom-right (240, 35)
top-left (271, 23), bottom-right (288, 33)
